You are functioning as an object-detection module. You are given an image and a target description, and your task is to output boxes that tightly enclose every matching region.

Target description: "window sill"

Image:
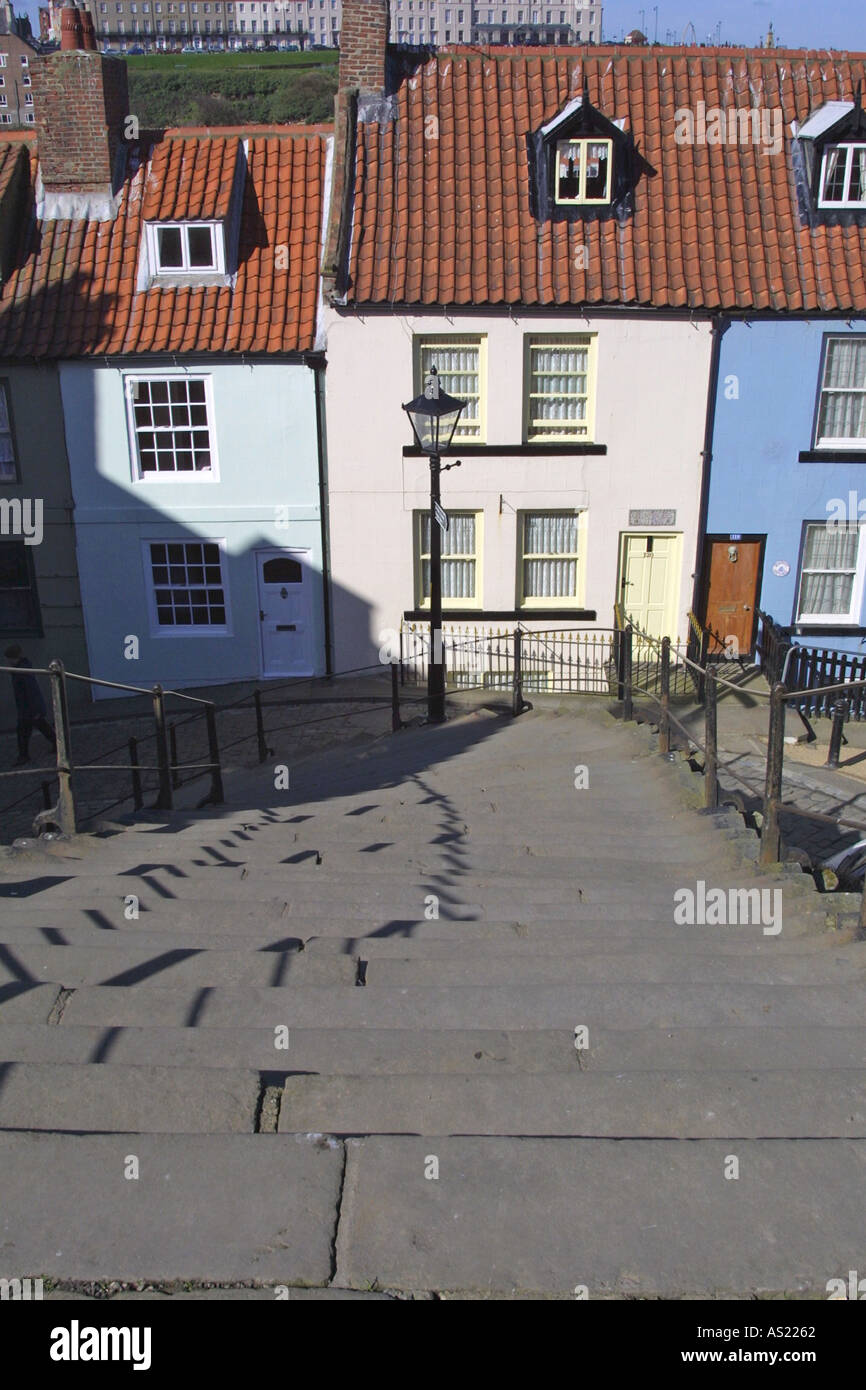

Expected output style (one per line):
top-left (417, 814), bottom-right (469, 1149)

top-left (402, 444), bottom-right (607, 458)
top-left (799, 449), bottom-right (866, 463)
top-left (790, 623), bottom-right (866, 636)
top-left (404, 608), bottom-right (598, 622)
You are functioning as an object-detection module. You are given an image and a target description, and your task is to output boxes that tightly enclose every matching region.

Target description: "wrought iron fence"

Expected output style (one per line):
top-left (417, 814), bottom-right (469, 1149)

top-left (400, 622), bottom-right (619, 694)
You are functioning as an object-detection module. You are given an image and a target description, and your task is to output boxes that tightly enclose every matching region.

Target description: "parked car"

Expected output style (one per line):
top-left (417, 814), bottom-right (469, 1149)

top-left (127, 45), bottom-right (145, 55)
top-left (181, 44), bottom-right (197, 52)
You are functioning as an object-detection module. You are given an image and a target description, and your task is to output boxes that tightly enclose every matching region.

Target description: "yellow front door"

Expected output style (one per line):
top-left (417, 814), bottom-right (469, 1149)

top-left (619, 533), bottom-right (681, 641)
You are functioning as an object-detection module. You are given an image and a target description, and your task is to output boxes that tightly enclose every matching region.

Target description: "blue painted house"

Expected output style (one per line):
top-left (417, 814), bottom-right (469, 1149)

top-left (694, 70), bottom-right (866, 662)
top-left (0, 48), bottom-right (334, 697)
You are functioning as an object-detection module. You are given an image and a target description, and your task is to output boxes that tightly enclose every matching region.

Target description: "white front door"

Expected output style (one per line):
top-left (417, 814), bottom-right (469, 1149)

top-left (256, 548), bottom-right (314, 677)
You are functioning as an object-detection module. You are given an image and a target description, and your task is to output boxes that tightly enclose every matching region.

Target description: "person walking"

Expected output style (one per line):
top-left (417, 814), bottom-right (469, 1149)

top-left (4, 644), bottom-right (57, 767)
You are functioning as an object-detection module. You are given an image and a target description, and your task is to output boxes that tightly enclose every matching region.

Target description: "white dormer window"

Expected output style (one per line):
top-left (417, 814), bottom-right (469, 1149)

top-left (819, 144), bottom-right (866, 209)
top-left (150, 223), bottom-right (225, 275)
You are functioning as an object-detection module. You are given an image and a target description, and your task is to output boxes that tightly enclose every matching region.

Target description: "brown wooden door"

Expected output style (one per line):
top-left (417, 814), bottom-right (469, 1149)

top-left (701, 538), bottom-right (764, 658)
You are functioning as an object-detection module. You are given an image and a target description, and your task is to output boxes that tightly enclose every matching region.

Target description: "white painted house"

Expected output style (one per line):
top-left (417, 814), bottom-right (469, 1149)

top-left (322, 4), bottom-right (715, 677)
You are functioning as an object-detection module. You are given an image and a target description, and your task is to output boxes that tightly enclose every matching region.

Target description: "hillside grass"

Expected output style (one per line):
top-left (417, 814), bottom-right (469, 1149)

top-left (127, 58), bottom-right (338, 126)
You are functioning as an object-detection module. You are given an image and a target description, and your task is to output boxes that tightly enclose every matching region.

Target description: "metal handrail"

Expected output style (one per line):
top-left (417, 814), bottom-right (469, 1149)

top-left (0, 663), bottom-right (215, 705)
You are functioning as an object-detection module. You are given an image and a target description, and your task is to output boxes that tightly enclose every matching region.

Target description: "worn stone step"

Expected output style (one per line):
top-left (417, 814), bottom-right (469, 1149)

top-left (55, 981), bottom-right (866, 1030)
top-left (0, 1061), bottom-right (260, 1133)
top-left (2, 946), bottom-right (856, 991)
top-left (3, 1022), bottom-right (864, 1074)
top-left (332, 1135), bottom-right (866, 1296)
top-left (0, 920), bottom-right (839, 955)
top-left (0, 945), bottom-right (356, 990)
top-left (0, 1132), bottom-right (342, 1284)
top-left (277, 1070), bottom-right (866, 1138)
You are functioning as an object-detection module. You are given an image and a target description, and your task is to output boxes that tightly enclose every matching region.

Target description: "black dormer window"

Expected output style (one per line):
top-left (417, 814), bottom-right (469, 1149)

top-left (527, 85), bottom-right (651, 225)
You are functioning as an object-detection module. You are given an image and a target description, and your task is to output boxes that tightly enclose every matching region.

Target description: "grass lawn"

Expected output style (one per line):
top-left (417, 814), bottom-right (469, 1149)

top-left (125, 50), bottom-right (338, 73)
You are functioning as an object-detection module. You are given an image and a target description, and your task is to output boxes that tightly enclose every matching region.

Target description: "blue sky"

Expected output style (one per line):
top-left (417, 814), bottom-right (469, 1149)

top-left (605, 1), bottom-right (865, 49)
top-left (11, 0), bottom-right (866, 49)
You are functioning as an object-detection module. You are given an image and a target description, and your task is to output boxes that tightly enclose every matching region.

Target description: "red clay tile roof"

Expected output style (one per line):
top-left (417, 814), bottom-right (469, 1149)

top-left (0, 138), bottom-right (27, 208)
top-left (0, 125), bottom-right (331, 357)
top-left (345, 47), bottom-right (866, 313)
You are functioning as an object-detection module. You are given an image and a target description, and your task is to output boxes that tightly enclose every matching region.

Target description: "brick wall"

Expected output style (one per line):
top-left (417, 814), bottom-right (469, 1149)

top-left (338, 0), bottom-right (389, 94)
top-left (30, 51), bottom-right (129, 194)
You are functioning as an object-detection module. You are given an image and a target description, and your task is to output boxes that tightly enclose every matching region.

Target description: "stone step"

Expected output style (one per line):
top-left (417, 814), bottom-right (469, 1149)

top-left (0, 1062), bottom-right (260, 1133)
top-left (277, 1070), bottom-right (866, 1139)
top-left (2, 943), bottom-right (858, 990)
top-left (3, 1022), bottom-right (864, 1074)
top-left (332, 1135), bottom-right (866, 1296)
top-left (54, 981), bottom-right (866, 1030)
top-left (0, 1132), bottom-right (342, 1284)
top-left (0, 921), bottom-right (839, 956)
top-left (0, 945), bottom-right (357, 989)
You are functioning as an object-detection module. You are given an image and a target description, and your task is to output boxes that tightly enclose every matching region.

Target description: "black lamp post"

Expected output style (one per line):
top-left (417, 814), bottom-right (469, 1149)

top-left (403, 366), bottom-right (466, 723)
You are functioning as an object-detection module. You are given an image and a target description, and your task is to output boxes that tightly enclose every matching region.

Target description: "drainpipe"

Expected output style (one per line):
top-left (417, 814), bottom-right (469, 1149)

top-left (313, 361), bottom-right (334, 676)
top-left (691, 313), bottom-right (731, 618)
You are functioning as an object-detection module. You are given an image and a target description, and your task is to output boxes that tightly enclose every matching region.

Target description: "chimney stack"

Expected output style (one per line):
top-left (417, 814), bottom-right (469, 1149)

top-left (338, 0), bottom-right (390, 96)
top-left (81, 10), bottom-right (98, 50)
top-left (31, 47), bottom-right (130, 220)
top-left (59, 0), bottom-right (83, 50)
top-left (324, 0), bottom-right (390, 297)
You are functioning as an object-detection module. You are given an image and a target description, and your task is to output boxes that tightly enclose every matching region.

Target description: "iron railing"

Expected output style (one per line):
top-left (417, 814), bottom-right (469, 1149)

top-left (0, 659), bottom-right (416, 841)
top-left (400, 621), bottom-right (620, 696)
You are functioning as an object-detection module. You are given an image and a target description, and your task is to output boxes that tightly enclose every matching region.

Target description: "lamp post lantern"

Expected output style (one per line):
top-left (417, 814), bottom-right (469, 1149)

top-left (403, 366), bottom-right (467, 723)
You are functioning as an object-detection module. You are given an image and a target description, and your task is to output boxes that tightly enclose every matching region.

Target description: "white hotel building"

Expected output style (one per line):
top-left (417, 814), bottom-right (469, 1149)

top-left (81, 0), bottom-right (602, 48)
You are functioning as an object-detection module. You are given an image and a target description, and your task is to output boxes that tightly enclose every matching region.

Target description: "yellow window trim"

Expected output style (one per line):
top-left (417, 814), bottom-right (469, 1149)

top-left (414, 508), bottom-right (484, 610)
top-left (414, 334), bottom-right (488, 445)
top-left (518, 509), bottom-right (586, 609)
top-left (554, 137), bottom-right (613, 206)
top-left (524, 334), bottom-right (598, 445)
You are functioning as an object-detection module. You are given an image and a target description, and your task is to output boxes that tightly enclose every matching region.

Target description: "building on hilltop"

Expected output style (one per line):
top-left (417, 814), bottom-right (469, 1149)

top-left (79, 0), bottom-right (602, 54)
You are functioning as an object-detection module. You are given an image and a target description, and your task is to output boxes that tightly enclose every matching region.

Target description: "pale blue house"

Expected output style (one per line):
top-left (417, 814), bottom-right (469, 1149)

top-left (0, 58), bottom-right (335, 694)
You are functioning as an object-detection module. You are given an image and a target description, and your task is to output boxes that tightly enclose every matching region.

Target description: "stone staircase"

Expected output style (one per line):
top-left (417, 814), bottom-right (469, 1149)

top-left (1, 700), bottom-right (865, 1298)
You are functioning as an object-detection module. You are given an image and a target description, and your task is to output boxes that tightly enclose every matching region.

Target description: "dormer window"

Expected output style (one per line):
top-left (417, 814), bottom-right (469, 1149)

top-left (555, 138), bottom-right (612, 205)
top-left (818, 144), bottom-right (866, 209)
top-left (154, 223), bottom-right (222, 273)
top-left (528, 88), bottom-right (650, 224)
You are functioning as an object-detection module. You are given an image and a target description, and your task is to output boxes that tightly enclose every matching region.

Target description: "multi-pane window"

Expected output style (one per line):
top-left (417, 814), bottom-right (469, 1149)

top-left (520, 512), bottom-right (580, 605)
top-left (416, 511), bottom-right (480, 606)
top-left (416, 337), bottom-right (484, 441)
top-left (819, 144), bottom-right (866, 209)
top-left (127, 377), bottom-right (214, 477)
top-left (0, 542), bottom-right (41, 633)
top-left (147, 541), bottom-right (228, 629)
top-left (0, 382), bottom-right (17, 481)
top-left (797, 522), bottom-right (865, 623)
top-left (555, 137), bottom-right (613, 204)
top-left (526, 335), bottom-right (596, 441)
top-left (816, 337), bottom-right (866, 446)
